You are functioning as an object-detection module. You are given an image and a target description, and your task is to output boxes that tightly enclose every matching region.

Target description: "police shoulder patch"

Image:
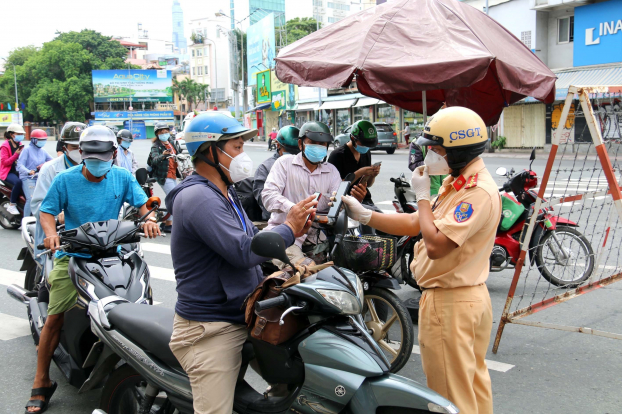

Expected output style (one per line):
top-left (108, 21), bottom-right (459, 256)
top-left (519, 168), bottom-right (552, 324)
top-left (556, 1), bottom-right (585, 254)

top-left (454, 201), bottom-right (474, 223)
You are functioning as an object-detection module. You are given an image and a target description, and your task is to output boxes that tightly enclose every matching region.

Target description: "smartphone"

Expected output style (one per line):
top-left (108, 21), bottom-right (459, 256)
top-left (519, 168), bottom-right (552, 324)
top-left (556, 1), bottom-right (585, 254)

top-left (359, 175), bottom-right (371, 186)
top-left (328, 181), bottom-right (352, 219)
top-left (373, 161), bottom-right (382, 167)
top-left (306, 192), bottom-right (321, 222)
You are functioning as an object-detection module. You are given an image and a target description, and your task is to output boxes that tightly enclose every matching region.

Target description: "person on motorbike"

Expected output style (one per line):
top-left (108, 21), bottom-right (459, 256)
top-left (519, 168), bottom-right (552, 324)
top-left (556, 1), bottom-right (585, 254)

top-left (1, 123), bottom-right (26, 215)
top-left (25, 125), bottom-right (161, 414)
top-left (341, 107), bottom-right (501, 414)
top-left (17, 129), bottom-right (53, 217)
top-left (267, 127), bottom-right (278, 151)
top-left (328, 119), bottom-right (381, 210)
top-left (253, 125), bottom-right (301, 221)
top-left (115, 129), bottom-right (137, 174)
top-left (165, 112), bottom-right (317, 414)
top-left (30, 122), bottom-right (85, 267)
top-left (148, 121), bottom-right (180, 233)
top-left (262, 121), bottom-right (366, 267)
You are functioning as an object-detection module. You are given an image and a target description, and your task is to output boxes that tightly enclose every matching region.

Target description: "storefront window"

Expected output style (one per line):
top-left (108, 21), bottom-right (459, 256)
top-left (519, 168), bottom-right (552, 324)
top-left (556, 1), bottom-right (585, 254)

top-left (315, 109), bottom-right (330, 124)
top-left (353, 105), bottom-right (373, 122)
top-left (377, 104), bottom-right (399, 138)
top-left (336, 108), bottom-right (350, 136)
top-left (403, 110), bottom-right (424, 140)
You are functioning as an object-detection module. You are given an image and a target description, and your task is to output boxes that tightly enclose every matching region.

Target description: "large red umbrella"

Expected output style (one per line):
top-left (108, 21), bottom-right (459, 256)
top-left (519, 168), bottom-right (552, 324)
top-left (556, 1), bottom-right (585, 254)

top-left (275, 0), bottom-right (556, 125)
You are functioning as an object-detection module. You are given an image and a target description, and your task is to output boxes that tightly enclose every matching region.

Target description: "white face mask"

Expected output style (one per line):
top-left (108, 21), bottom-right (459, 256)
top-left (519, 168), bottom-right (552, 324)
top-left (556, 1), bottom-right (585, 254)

top-left (424, 149), bottom-right (450, 175)
top-left (218, 147), bottom-right (253, 183)
top-left (67, 150), bottom-right (82, 165)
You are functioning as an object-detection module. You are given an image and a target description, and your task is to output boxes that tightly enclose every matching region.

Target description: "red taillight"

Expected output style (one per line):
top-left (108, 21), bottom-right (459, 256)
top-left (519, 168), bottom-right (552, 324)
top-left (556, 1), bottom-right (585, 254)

top-left (392, 201), bottom-right (402, 213)
top-left (393, 132), bottom-right (397, 136)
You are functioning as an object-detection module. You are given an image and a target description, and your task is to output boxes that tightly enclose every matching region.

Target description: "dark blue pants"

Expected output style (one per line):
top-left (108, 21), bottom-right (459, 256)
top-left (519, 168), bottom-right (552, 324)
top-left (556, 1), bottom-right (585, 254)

top-left (4, 173), bottom-right (23, 204)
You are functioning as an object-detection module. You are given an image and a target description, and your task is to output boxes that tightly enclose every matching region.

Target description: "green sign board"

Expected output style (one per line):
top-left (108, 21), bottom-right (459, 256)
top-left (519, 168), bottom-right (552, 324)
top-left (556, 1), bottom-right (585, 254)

top-left (271, 90), bottom-right (286, 111)
top-left (256, 70), bottom-right (271, 105)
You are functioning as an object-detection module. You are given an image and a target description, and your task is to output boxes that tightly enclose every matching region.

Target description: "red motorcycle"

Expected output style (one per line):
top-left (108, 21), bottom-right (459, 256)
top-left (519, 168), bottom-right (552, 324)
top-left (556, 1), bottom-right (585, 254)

top-left (0, 178), bottom-right (26, 230)
top-left (491, 150), bottom-right (594, 287)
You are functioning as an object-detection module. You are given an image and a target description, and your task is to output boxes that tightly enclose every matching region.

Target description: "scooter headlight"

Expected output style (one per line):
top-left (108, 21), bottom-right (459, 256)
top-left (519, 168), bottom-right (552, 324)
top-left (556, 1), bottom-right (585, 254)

top-left (428, 402), bottom-right (459, 414)
top-left (318, 289), bottom-right (361, 314)
top-left (355, 275), bottom-right (364, 301)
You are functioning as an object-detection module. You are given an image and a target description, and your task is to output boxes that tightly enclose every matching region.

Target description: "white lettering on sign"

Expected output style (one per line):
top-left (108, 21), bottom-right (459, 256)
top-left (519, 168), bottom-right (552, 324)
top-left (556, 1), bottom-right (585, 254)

top-left (586, 19), bottom-right (622, 45)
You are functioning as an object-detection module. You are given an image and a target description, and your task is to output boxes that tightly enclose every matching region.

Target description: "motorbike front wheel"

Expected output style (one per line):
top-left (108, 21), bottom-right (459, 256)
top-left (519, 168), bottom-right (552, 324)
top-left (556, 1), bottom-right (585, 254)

top-left (534, 225), bottom-right (595, 287)
top-left (100, 364), bottom-right (174, 414)
top-left (362, 288), bottom-right (414, 373)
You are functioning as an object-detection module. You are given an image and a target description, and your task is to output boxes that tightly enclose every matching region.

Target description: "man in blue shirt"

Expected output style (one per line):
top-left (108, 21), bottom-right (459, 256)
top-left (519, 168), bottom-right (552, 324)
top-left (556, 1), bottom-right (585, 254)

top-left (25, 126), bottom-right (160, 414)
top-left (167, 113), bottom-right (317, 414)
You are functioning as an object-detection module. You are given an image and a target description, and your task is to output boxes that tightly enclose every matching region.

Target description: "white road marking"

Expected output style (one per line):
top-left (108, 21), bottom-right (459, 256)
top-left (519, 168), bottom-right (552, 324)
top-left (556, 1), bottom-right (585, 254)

top-left (410, 345), bottom-right (515, 373)
top-left (0, 269), bottom-right (25, 287)
top-left (141, 243), bottom-right (171, 255)
top-left (0, 312), bottom-right (31, 341)
top-left (376, 200), bottom-right (395, 205)
top-left (149, 265), bottom-right (176, 281)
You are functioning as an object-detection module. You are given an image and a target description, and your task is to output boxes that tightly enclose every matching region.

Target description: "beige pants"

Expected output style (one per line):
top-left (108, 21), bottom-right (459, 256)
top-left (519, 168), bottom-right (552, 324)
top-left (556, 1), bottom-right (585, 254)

top-left (169, 314), bottom-right (248, 414)
top-left (418, 284), bottom-right (494, 414)
top-left (273, 245), bottom-right (305, 269)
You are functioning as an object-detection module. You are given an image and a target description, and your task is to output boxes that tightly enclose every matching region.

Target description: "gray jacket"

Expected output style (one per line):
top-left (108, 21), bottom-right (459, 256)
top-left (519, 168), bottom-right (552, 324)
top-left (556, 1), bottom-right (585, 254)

top-left (253, 152), bottom-right (279, 221)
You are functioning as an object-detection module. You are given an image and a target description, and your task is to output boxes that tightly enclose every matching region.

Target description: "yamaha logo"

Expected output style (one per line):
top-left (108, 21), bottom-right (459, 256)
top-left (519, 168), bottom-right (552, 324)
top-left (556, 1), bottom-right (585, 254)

top-left (335, 385), bottom-right (346, 397)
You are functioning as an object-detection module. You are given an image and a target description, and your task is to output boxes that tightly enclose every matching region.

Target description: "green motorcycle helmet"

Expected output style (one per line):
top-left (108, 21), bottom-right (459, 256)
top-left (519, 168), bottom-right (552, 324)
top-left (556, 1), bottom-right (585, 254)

top-left (350, 120), bottom-right (378, 148)
top-left (276, 125), bottom-right (301, 154)
top-left (299, 121), bottom-right (334, 143)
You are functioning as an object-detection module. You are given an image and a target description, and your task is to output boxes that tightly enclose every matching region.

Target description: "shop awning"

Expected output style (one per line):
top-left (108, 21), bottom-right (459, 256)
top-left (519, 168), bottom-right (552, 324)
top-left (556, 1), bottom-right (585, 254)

top-left (354, 97), bottom-right (381, 107)
top-left (319, 99), bottom-right (357, 110)
top-left (296, 102), bottom-right (319, 111)
top-left (554, 65), bottom-right (622, 89)
top-left (246, 103), bottom-right (271, 113)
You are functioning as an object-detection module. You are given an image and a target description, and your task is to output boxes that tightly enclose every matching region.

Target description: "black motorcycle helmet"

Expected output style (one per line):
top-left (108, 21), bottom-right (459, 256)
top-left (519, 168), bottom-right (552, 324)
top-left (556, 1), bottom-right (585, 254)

top-left (117, 129), bottom-right (134, 142)
top-left (60, 122), bottom-right (86, 146)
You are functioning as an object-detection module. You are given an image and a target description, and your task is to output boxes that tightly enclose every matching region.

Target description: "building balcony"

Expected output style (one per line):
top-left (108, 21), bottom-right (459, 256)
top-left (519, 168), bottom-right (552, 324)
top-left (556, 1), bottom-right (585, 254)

top-left (530, 0), bottom-right (592, 11)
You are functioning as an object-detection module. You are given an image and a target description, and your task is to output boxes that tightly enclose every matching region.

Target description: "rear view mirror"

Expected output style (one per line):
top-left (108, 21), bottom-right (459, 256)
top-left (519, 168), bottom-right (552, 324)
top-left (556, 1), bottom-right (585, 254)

top-left (251, 232), bottom-right (294, 269)
top-left (146, 197), bottom-right (161, 210)
top-left (135, 168), bottom-right (148, 185)
top-left (530, 147), bottom-right (536, 161)
top-left (496, 167), bottom-right (507, 176)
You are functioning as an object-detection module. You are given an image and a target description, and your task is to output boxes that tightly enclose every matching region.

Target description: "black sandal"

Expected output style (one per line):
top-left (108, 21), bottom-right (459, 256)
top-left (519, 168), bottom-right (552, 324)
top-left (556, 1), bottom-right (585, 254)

top-left (24, 381), bottom-right (57, 413)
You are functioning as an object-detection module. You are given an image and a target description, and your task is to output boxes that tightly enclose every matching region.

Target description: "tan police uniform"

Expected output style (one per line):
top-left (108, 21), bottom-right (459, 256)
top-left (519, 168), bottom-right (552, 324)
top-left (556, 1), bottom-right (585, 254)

top-left (410, 157), bottom-right (501, 414)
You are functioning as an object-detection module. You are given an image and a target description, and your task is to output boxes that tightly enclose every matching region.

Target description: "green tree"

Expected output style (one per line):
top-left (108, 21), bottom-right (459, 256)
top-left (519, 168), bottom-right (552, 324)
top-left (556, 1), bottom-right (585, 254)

top-left (5, 46), bottom-right (39, 67)
top-left (284, 18), bottom-right (321, 46)
top-left (54, 29), bottom-right (128, 62)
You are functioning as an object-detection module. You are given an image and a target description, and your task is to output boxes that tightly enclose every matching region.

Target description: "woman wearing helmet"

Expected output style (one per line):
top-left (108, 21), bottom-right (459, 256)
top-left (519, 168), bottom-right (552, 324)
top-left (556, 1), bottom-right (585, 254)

top-left (340, 107), bottom-right (501, 414)
top-left (1, 123), bottom-right (26, 215)
top-left (148, 122), bottom-right (179, 232)
top-left (253, 125), bottom-right (301, 220)
top-left (17, 129), bottom-right (53, 217)
top-left (115, 129), bottom-right (137, 174)
top-left (165, 112), bottom-right (317, 414)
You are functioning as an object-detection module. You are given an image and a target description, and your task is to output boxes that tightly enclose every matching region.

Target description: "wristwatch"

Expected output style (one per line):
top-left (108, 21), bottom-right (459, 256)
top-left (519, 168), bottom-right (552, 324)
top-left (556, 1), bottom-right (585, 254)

top-left (147, 217), bottom-right (158, 224)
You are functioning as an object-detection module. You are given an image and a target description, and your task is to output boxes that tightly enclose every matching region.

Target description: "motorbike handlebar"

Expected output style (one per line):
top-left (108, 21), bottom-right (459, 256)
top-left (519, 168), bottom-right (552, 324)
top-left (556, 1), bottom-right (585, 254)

top-left (255, 295), bottom-right (288, 312)
top-left (390, 178), bottom-right (398, 183)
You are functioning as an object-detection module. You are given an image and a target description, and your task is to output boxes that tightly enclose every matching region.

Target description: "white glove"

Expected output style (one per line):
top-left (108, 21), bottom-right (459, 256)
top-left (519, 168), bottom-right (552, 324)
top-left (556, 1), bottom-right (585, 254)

top-left (341, 195), bottom-right (373, 225)
top-left (411, 165), bottom-right (431, 202)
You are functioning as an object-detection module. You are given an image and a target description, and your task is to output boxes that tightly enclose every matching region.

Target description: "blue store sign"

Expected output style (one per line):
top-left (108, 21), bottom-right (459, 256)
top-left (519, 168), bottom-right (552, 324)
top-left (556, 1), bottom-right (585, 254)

top-left (94, 111), bottom-right (174, 120)
top-left (574, 0), bottom-right (622, 66)
top-left (123, 120), bottom-right (147, 140)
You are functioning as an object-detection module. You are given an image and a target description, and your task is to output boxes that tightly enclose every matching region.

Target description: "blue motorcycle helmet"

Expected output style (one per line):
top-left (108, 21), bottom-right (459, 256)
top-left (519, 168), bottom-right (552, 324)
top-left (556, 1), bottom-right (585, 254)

top-left (185, 112), bottom-right (257, 184)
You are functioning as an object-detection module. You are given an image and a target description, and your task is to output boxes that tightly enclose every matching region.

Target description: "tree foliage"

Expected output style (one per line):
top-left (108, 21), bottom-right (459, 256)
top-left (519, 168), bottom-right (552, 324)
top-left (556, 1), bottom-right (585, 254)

top-left (5, 46), bottom-right (39, 67)
top-left (284, 18), bottom-right (321, 46)
top-left (0, 30), bottom-right (133, 122)
top-left (171, 76), bottom-right (209, 111)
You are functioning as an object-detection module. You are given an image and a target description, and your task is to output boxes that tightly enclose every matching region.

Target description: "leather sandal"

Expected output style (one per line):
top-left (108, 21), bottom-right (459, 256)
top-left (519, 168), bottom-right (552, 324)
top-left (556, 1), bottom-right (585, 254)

top-left (24, 381), bottom-right (57, 413)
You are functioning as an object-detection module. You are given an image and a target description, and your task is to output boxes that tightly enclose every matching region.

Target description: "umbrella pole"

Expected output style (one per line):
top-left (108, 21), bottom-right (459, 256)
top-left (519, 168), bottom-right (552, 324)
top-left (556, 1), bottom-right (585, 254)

top-left (422, 91), bottom-right (427, 124)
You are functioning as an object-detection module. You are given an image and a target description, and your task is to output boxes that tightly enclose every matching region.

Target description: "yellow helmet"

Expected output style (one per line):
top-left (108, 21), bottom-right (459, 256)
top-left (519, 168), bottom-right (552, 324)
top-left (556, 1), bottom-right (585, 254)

top-left (416, 107), bottom-right (488, 175)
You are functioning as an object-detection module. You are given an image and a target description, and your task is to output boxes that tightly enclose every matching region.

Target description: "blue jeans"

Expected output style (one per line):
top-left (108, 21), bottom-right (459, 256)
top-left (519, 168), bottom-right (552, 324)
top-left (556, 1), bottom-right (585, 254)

top-left (21, 177), bottom-right (37, 217)
top-left (4, 172), bottom-right (23, 204)
top-left (160, 178), bottom-right (177, 222)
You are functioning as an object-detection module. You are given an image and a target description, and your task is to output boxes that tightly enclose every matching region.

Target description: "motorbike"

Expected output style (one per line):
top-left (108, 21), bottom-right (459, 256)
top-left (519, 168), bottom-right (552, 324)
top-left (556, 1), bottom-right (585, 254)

top-left (492, 149), bottom-right (595, 287)
top-left (120, 168), bottom-right (171, 224)
top-left (0, 175), bottom-right (30, 230)
top-left (6, 198), bottom-right (163, 393)
top-left (84, 207), bottom-right (458, 414)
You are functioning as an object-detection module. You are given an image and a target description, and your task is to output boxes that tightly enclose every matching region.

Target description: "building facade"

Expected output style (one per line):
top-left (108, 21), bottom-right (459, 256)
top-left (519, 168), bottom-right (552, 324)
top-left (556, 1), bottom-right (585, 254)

top-left (172, 0), bottom-right (188, 54)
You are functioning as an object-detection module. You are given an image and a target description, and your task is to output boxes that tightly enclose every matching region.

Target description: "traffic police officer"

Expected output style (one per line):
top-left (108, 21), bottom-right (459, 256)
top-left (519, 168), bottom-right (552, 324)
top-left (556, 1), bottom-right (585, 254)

top-left (341, 106), bottom-right (501, 414)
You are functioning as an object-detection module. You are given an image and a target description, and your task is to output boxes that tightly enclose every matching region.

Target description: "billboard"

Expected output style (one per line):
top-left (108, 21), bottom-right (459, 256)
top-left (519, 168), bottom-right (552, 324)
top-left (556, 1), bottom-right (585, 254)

top-left (257, 70), bottom-right (272, 104)
top-left (92, 70), bottom-right (173, 103)
top-left (271, 71), bottom-right (299, 110)
top-left (574, 1), bottom-right (622, 66)
top-left (94, 111), bottom-right (174, 120)
top-left (0, 111), bottom-right (22, 127)
top-left (247, 13), bottom-right (275, 86)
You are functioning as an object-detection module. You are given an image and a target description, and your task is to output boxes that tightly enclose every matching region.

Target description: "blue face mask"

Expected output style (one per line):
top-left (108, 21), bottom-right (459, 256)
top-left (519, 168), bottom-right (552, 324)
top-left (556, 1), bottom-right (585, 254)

top-left (34, 140), bottom-right (47, 148)
top-left (304, 144), bottom-right (328, 164)
top-left (84, 159), bottom-right (113, 177)
top-left (158, 133), bottom-right (170, 142)
top-left (14, 135), bottom-right (24, 142)
top-left (355, 144), bottom-right (370, 154)
top-left (120, 141), bottom-right (131, 149)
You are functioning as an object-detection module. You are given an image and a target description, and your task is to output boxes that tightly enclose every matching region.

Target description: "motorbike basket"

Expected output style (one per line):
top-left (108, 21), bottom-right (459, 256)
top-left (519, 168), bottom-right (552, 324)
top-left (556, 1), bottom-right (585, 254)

top-left (333, 235), bottom-right (397, 272)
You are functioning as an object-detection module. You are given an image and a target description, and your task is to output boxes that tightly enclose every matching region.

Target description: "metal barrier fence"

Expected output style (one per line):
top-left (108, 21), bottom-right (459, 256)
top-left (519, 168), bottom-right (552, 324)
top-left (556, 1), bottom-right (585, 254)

top-left (493, 85), bottom-right (622, 353)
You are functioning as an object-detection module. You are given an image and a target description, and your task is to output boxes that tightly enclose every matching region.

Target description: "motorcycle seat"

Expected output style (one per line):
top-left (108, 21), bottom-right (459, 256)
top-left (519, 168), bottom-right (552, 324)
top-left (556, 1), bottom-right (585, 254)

top-left (108, 303), bottom-right (183, 371)
top-left (108, 303), bottom-right (256, 374)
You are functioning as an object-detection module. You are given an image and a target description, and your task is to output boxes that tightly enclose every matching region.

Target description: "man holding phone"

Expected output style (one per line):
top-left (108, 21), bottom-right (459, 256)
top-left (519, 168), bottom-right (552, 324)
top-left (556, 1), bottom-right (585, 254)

top-left (328, 120), bottom-right (381, 211)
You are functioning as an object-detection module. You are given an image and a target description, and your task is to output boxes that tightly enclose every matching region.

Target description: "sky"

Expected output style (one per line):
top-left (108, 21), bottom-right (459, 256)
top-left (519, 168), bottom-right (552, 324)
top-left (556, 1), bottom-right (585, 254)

top-left (0, 0), bottom-right (235, 59)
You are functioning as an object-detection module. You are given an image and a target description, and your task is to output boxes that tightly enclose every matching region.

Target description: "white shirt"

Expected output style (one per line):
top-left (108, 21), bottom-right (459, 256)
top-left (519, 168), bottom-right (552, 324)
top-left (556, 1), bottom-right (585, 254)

top-left (262, 152), bottom-right (342, 247)
top-left (31, 155), bottom-right (76, 216)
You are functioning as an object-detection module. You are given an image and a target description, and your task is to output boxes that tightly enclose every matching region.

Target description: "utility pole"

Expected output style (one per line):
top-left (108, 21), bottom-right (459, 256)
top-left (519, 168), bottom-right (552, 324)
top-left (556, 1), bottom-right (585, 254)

top-left (12, 65), bottom-right (19, 109)
top-left (316, 19), bottom-right (322, 122)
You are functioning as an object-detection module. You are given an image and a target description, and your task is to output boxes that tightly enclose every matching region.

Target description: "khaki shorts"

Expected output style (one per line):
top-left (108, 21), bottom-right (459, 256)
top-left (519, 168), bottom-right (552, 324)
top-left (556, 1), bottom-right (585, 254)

top-left (47, 257), bottom-right (78, 316)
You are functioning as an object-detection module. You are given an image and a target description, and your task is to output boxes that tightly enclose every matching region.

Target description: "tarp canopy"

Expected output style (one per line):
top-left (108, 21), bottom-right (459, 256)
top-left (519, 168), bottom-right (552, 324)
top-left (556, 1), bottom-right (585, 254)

top-left (275, 0), bottom-right (556, 126)
top-left (319, 99), bottom-right (358, 110)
